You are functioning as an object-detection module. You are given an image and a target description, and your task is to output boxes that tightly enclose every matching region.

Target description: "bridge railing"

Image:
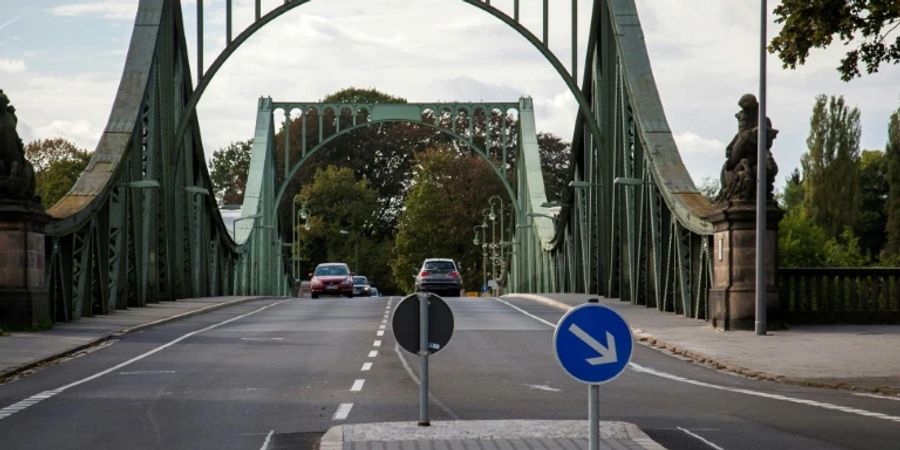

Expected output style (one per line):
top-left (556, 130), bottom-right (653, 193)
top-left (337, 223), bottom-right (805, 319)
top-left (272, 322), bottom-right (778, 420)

top-left (778, 268), bottom-right (900, 323)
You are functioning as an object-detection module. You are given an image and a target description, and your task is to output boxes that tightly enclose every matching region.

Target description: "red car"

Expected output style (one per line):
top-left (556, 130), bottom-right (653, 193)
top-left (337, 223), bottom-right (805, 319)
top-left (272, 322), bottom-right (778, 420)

top-left (310, 263), bottom-right (354, 298)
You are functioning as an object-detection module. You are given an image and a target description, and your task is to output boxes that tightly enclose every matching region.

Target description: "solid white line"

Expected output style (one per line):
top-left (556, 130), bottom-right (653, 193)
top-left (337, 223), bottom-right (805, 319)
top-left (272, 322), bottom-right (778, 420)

top-left (677, 427), bottom-right (724, 450)
top-left (333, 403), bottom-right (353, 420)
top-left (118, 370), bottom-right (177, 375)
top-left (376, 330), bottom-right (384, 336)
top-left (259, 430), bottom-right (274, 450)
top-left (0, 299), bottom-right (288, 422)
top-left (493, 296), bottom-right (557, 327)
top-left (373, 340), bottom-right (382, 347)
top-left (494, 296), bottom-right (900, 425)
top-left (361, 362), bottom-right (372, 371)
top-left (350, 379), bottom-right (365, 392)
top-left (368, 350), bottom-right (378, 358)
top-left (853, 392), bottom-right (900, 402)
top-left (241, 337), bottom-right (284, 341)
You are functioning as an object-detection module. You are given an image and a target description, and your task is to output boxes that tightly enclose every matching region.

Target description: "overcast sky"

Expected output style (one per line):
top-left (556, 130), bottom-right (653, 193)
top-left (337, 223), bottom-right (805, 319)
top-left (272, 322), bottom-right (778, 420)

top-left (2, 0), bottom-right (898, 190)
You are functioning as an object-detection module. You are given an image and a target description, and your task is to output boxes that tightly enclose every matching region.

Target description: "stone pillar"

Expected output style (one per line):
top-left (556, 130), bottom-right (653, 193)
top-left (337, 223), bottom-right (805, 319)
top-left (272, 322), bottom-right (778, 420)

top-left (0, 203), bottom-right (51, 329)
top-left (707, 200), bottom-right (783, 331)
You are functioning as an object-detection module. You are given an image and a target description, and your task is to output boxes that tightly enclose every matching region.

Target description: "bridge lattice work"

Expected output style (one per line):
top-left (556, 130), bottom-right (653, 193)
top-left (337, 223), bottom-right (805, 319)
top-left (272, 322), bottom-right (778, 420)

top-left (41, 0), bottom-right (714, 321)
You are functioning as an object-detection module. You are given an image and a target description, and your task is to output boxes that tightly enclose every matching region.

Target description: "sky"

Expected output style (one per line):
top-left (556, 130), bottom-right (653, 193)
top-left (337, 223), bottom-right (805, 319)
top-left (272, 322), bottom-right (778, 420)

top-left (1, 0), bottom-right (898, 190)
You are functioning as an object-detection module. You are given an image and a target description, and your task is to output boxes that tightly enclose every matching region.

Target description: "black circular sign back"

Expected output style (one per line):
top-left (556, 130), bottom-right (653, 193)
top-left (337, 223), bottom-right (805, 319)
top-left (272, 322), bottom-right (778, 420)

top-left (392, 293), bottom-right (454, 354)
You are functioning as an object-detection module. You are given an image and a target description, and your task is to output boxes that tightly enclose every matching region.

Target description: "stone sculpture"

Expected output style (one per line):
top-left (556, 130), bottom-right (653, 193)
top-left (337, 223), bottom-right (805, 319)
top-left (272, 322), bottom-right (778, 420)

top-left (716, 94), bottom-right (778, 203)
top-left (0, 89), bottom-right (39, 204)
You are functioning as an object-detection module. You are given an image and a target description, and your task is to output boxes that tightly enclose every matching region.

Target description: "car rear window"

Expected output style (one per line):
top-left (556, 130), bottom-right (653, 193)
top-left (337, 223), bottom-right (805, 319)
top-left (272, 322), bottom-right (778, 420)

top-left (353, 276), bottom-right (367, 284)
top-left (424, 261), bottom-right (456, 271)
top-left (315, 265), bottom-right (350, 276)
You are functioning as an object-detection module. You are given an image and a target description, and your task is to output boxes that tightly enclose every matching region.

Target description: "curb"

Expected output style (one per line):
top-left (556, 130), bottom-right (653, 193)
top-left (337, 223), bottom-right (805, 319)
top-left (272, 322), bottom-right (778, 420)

top-left (320, 422), bottom-right (665, 450)
top-left (502, 293), bottom-right (900, 397)
top-left (0, 296), bottom-right (270, 383)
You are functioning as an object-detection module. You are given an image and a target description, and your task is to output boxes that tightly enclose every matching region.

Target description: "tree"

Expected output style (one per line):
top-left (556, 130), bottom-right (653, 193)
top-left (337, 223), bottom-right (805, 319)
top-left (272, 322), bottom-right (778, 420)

top-left (769, 1), bottom-right (900, 81)
top-left (802, 95), bottom-right (862, 238)
top-left (208, 140), bottom-right (252, 205)
top-left (778, 168), bottom-right (805, 212)
top-left (391, 148), bottom-right (506, 293)
top-left (295, 166), bottom-right (395, 292)
top-left (884, 106), bottom-right (900, 260)
top-left (537, 132), bottom-right (571, 203)
top-left (778, 208), bottom-right (829, 267)
top-left (24, 138), bottom-right (92, 208)
top-left (854, 150), bottom-right (888, 258)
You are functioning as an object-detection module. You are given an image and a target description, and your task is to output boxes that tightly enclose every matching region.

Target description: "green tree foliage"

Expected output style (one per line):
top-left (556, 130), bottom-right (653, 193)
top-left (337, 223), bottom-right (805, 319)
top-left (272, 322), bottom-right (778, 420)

top-left (778, 208), bottom-right (828, 267)
top-left (802, 95), bottom-right (861, 238)
top-left (295, 166), bottom-right (395, 292)
top-left (24, 138), bottom-right (91, 208)
top-left (209, 140), bottom-right (252, 205)
top-left (823, 228), bottom-right (869, 266)
top-left (391, 148), bottom-right (506, 293)
top-left (537, 132), bottom-right (571, 203)
top-left (884, 107), bottom-right (900, 260)
top-left (778, 168), bottom-right (805, 211)
top-left (769, 1), bottom-right (900, 81)
top-left (854, 150), bottom-right (889, 258)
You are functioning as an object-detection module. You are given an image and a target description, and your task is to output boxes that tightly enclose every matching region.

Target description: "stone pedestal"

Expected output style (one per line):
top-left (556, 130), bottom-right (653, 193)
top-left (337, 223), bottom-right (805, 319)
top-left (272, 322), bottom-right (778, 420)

top-left (707, 200), bottom-right (783, 331)
top-left (0, 202), bottom-right (51, 329)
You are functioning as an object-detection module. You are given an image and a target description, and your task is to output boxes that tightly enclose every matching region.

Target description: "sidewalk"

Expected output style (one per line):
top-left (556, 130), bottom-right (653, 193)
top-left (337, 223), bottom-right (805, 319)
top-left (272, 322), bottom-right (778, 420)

top-left (0, 296), bottom-right (265, 381)
top-left (321, 420), bottom-right (665, 450)
top-left (506, 293), bottom-right (900, 395)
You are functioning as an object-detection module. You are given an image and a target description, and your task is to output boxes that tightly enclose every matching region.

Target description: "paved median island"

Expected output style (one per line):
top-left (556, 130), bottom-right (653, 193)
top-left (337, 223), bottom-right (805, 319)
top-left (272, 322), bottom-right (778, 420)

top-left (321, 420), bottom-right (665, 450)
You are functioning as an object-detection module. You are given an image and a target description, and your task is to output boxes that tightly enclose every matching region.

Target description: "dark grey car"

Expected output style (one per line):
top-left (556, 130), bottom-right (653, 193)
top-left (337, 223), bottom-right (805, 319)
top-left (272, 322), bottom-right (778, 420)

top-left (414, 258), bottom-right (462, 297)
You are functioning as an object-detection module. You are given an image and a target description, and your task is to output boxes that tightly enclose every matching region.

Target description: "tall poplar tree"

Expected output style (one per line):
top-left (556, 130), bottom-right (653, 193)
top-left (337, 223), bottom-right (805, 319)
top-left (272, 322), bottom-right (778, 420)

top-left (801, 95), bottom-right (862, 238)
top-left (884, 106), bottom-right (900, 260)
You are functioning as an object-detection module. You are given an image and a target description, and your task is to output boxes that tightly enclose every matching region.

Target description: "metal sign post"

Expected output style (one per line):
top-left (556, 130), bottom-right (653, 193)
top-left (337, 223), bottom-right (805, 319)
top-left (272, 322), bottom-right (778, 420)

top-left (553, 298), bottom-right (634, 450)
top-left (418, 292), bottom-right (430, 426)
top-left (392, 292), bottom-right (454, 427)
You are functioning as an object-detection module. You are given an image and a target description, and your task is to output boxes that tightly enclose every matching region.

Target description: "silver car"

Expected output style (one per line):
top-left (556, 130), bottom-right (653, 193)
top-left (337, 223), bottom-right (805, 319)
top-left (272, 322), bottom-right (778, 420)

top-left (414, 258), bottom-right (462, 297)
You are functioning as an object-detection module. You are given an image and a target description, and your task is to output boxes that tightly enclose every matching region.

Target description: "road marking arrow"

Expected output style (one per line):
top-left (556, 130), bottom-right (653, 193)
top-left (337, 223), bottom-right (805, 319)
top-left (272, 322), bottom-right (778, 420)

top-left (568, 324), bottom-right (618, 365)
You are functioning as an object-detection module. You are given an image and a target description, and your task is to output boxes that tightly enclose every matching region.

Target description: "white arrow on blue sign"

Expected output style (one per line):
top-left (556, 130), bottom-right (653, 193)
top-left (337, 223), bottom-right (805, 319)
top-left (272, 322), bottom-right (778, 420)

top-left (553, 303), bottom-right (634, 384)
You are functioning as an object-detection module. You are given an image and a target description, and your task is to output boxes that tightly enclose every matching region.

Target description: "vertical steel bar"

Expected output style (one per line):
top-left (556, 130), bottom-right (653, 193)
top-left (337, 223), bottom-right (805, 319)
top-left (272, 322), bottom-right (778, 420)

top-left (301, 109), bottom-right (307, 156)
top-left (197, 0), bottom-right (203, 81)
top-left (543, 0), bottom-right (549, 46)
top-left (572, 0), bottom-right (578, 80)
top-left (255, 0), bottom-right (261, 21)
top-left (418, 293), bottom-right (430, 426)
top-left (284, 110), bottom-right (290, 180)
top-left (589, 384), bottom-right (599, 450)
top-left (756, 0), bottom-right (768, 335)
top-left (226, 0), bottom-right (233, 44)
top-left (514, 0), bottom-right (519, 22)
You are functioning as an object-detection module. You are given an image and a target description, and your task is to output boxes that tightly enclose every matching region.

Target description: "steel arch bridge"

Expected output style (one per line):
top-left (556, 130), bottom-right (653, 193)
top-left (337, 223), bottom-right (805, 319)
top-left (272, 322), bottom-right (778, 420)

top-left (40, 0), bottom-right (715, 322)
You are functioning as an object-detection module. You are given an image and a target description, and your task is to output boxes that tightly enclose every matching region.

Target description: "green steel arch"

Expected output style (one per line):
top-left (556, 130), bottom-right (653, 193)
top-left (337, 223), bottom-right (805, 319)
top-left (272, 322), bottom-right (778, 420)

top-left (35, 0), bottom-right (718, 324)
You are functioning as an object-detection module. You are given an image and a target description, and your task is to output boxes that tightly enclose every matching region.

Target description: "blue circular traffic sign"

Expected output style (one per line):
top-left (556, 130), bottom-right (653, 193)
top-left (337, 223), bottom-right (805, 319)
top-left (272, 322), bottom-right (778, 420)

top-left (553, 303), bottom-right (633, 384)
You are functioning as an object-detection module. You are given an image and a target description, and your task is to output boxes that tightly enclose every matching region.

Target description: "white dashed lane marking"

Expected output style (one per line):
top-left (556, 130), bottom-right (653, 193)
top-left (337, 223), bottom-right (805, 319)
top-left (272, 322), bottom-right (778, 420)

top-left (350, 379), bottom-right (365, 392)
top-left (373, 340), bottom-right (382, 347)
top-left (368, 350), bottom-right (378, 358)
top-left (333, 403), bottom-right (353, 420)
top-left (377, 330), bottom-right (384, 336)
top-left (361, 362), bottom-right (372, 371)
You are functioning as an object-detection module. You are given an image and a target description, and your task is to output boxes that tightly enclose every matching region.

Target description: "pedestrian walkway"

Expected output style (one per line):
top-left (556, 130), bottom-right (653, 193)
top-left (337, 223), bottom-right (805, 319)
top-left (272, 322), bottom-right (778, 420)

top-left (321, 420), bottom-right (665, 450)
top-left (0, 296), bottom-right (265, 381)
top-left (507, 293), bottom-right (900, 395)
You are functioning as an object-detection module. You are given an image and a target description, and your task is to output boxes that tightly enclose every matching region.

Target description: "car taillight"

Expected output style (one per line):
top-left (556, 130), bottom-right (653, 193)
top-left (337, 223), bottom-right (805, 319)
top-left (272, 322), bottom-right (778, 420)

top-left (419, 271), bottom-right (429, 277)
top-left (342, 277), bottom-right (352, 285)
top-left (449, 271), bottom-right (460, 279)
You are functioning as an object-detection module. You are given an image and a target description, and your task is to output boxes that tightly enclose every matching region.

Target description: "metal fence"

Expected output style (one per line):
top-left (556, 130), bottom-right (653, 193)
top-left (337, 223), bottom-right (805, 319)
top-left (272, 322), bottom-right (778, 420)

top-left (778, 268), bottom-right (900, 323)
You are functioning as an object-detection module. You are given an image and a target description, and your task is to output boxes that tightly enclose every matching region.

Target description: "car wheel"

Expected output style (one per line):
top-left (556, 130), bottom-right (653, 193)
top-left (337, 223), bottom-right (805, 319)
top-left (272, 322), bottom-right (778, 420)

top-left (311, 293), bottom-right (319, 299)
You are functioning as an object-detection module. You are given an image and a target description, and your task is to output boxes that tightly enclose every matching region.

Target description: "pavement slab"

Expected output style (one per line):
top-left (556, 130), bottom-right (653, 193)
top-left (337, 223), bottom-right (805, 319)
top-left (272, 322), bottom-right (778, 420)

top-left (508, 293), bottom-right (900, 395)
top-left (0, 296), bottom-right (265, 380)
top-left (324, 420), bottom-right (665, 450)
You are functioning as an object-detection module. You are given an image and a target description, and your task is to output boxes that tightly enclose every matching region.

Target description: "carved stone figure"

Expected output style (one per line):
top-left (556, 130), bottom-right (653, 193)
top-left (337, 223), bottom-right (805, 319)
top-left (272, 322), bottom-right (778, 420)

top-left (716, 94), bottom-right (778, 203)
top-left (0, 89), bottom-right (39, 204)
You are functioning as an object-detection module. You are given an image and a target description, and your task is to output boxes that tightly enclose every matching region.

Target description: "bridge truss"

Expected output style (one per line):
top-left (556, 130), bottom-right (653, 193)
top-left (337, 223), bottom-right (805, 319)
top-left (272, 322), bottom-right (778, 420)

top-left (42, 0), bottom-right (714, 321)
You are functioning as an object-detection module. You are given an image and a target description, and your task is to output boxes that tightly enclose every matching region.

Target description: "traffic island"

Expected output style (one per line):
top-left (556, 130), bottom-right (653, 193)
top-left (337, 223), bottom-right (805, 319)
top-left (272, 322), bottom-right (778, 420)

top-left (320, 420), bottom-right (665, 450)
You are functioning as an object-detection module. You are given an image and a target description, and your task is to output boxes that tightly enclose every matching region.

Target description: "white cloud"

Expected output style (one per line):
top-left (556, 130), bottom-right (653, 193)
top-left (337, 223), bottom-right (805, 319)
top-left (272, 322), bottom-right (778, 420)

top-left (673, 131), bottom-right (725, 156)
top-left (33, 120), bottom-right (102, 149)
top-left (49, 1), bottom-right (137, 20)
top-left (0, 58), bottom-right (26, 73)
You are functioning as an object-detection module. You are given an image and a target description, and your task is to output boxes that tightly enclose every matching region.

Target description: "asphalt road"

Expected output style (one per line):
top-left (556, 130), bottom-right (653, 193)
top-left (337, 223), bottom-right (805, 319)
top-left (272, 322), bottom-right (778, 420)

top-left (0, 295), bottom-right (898, 450)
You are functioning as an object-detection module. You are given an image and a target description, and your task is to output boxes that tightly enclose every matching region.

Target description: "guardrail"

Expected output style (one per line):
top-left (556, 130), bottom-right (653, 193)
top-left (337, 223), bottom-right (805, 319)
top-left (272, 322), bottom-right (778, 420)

top-left (778, 268), bottom-right (900, 323)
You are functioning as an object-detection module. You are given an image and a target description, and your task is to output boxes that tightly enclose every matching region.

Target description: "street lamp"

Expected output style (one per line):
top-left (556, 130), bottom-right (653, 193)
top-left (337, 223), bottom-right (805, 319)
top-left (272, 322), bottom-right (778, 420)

top-left (339, 229), bottom-right (359, 274)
